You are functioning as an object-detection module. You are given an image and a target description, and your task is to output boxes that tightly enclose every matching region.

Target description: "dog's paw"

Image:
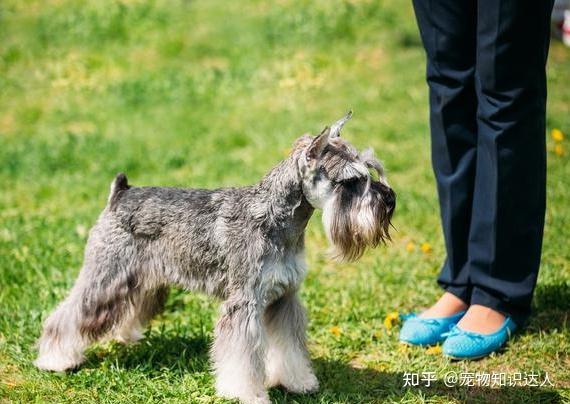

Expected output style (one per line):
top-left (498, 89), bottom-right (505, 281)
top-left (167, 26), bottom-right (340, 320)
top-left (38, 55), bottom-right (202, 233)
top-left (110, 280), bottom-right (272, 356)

top-left (282, 372), bottom-right (319, 394)
top-left (114, 328), bottom-right (144, 345)
top-left (217, 391), bottom-right (270, 404)
top-left (34, 353), bottom-right (81, 372)
top-left (215, 379), bottom-right (270, 404)
top-left (250, 395), bottom-right (271, 404)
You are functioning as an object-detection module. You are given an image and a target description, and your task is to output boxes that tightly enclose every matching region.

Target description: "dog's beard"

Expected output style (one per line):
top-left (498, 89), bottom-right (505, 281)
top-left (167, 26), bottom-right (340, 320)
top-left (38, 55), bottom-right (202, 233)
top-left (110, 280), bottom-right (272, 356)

top-left (322, 178), bottom-right (395, 261)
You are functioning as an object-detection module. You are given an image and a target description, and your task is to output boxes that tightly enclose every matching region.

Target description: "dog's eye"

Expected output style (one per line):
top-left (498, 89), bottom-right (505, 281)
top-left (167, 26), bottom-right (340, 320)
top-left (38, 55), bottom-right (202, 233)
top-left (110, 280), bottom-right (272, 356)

top-left (333, 176), bottom-right (360, 187)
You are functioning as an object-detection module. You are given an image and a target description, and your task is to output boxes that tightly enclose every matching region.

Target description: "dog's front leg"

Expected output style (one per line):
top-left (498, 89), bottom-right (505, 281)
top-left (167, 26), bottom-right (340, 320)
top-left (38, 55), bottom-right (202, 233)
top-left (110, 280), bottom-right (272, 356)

top-left (212, 299), bottom-right (269, 404)
top-left (264, 292), bottom-right (319, 394)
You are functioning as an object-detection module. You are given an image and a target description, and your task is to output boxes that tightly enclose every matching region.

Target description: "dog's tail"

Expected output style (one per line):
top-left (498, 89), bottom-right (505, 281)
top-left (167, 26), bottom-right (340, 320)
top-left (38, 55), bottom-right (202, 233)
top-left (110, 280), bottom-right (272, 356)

top-left (107, 172), bottom-right (130, 209)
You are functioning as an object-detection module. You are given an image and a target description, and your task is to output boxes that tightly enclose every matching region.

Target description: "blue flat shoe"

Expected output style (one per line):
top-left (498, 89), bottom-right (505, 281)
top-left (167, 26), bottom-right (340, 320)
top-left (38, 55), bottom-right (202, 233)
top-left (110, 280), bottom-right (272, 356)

top-left (441, 317), bottom-right (517, 360)
top-left (399, 311), bottom-right (465, 346)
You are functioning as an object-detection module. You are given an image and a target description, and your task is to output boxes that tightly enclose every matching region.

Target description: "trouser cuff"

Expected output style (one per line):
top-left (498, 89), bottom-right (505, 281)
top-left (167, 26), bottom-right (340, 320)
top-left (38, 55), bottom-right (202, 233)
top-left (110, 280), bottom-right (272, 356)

top-left (439, 283), bottom-right (472, 306)
top-left (470, 286), bottom-right (530, 327)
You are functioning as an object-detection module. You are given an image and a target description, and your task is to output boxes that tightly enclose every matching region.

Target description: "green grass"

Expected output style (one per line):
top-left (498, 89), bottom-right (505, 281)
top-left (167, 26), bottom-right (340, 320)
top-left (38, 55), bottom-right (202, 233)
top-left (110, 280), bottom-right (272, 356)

top-left (1, 0), bottom-right (569, 402)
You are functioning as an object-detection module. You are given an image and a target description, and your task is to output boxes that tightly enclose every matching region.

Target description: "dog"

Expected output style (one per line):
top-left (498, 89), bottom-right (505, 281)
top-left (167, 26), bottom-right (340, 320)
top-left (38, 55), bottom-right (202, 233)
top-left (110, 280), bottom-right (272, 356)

top-left (34, 112), bottom-right (395, 404)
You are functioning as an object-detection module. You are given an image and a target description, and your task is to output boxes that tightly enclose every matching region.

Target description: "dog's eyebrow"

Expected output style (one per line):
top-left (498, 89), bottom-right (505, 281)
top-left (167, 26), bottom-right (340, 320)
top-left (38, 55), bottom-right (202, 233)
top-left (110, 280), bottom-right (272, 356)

top-left (323, 152), bottom-right (368, 182)
top-left (327, 139), bottom-right (358, 158)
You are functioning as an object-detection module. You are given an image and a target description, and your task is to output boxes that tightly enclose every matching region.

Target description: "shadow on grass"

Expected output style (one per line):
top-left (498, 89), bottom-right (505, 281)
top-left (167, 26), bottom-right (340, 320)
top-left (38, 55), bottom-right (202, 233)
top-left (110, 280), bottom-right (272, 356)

top-left (82, 332), bottom-right (211, 376)
top-left (81, 335), bottom-right (562, 403)
top-left (528, 282), bottom-right (569, 332)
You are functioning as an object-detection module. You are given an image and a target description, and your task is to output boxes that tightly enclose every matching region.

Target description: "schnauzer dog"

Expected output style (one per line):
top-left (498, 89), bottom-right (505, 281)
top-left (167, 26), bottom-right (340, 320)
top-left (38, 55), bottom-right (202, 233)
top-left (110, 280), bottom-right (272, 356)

top-left (35, 112), bottom-right (395, 404)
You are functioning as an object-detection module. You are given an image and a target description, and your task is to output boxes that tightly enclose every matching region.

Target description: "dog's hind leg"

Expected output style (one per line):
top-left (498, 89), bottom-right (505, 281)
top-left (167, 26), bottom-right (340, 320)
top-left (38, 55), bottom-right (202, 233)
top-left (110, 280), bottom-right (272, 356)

top-left (34, 279), bottom-right (93, 372)
top-left (35, 270), bottom-right (140, 371)
top-left (114, 286), bottom-right (169, 344)
top-left (264, 292), bottom-right (318, 394)
top-left (35, 231), bottom-right (142, 372)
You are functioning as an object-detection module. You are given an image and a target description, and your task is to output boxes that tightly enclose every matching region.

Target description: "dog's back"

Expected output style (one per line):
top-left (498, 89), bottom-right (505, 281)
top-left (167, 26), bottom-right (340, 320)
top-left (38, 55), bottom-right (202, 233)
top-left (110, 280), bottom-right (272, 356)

top-left (94, 173), bottom-right (264, 297)
top-left (110, 181), bottom-right (221, 240)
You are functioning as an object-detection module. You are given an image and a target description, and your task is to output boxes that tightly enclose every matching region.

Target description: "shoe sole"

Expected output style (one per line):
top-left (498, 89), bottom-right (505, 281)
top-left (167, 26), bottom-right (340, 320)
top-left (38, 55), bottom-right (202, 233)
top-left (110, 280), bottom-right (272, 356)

top-left (443, 339), bottom-right (510, 361)
top-left (444, 354), bottom-right (488, 361)
top-left (444, 346), bottom-right (506, 361)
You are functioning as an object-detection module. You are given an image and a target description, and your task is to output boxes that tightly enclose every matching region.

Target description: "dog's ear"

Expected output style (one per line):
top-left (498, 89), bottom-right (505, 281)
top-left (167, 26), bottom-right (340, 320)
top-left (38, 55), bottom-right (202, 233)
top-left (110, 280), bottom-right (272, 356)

top-left (330, 110), bottom-right (352, 138)
top-left (306, 126), bottom-right (330, 162)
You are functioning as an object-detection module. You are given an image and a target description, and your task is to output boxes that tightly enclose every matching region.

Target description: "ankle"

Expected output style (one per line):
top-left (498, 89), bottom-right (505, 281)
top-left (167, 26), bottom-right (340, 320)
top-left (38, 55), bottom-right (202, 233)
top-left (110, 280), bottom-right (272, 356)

top-left (457, 305), bottom-right (506, 333)
top-left (419, 292), bottom-right (468, 319)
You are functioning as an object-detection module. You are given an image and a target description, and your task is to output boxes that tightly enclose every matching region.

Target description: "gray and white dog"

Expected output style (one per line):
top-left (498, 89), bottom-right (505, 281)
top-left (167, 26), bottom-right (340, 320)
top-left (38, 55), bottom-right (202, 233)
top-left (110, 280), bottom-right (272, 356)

top-left (35, 112), bottom-right (395, 404)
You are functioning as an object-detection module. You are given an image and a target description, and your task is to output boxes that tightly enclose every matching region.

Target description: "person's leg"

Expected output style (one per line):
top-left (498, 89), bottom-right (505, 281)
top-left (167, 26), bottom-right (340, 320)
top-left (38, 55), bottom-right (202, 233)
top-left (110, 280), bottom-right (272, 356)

top-left (411, 0), bottom-right (477, 316)
top-left (461, 0), bottom-right (554, 331)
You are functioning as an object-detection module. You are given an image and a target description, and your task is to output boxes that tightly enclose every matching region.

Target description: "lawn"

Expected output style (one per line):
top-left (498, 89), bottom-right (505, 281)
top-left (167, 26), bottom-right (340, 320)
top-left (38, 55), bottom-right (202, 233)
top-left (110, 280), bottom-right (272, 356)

top-left (0, 0), bottom-right (569, 402)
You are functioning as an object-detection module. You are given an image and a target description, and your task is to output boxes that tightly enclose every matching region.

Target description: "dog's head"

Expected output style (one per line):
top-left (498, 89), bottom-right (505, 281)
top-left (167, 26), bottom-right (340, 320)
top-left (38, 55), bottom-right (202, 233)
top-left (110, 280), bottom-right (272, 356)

top-left (295, 111), bottom-right (396, 261)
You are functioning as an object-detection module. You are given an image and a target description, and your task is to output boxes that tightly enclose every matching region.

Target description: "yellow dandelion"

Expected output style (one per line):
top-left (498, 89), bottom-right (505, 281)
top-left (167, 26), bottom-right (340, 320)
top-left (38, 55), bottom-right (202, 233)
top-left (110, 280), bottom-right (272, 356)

top-left (420, 242), bottom-right (432, 254)
top-left (329, 326), bottom-right (342, 337)
top-left (425, 345), bottom-right (442, 355)
top-left (282, 147), bottom-right (291, 157)
top-left (554, 144), bottom-right (564, 156)
top-left (551, 128), bottom-right (564, 142)
top-left (384, 312), bottom-right (400, 330)
top-left (405, 242), bottom-right (415, 252)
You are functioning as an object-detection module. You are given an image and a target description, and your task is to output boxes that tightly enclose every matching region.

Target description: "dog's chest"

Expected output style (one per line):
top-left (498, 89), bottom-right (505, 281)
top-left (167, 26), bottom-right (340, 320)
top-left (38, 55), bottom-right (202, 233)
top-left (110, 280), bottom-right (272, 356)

top-left (261, 252), bottom-right (307, 303)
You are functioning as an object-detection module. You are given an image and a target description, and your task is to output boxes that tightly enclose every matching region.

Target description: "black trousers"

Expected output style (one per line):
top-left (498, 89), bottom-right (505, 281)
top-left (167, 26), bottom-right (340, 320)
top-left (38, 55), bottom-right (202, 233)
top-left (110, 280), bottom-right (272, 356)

top-left (411, 0), bottom-right (554, 326)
